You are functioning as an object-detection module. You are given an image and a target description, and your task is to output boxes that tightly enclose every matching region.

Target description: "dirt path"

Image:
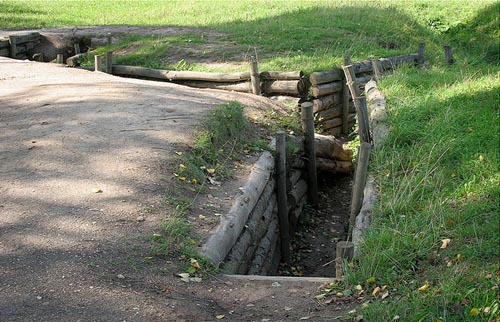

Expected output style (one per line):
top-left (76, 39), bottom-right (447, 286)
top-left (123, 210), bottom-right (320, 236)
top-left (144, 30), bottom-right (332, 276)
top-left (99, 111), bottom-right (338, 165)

top-left (0, 58), bottom-right (359, 321)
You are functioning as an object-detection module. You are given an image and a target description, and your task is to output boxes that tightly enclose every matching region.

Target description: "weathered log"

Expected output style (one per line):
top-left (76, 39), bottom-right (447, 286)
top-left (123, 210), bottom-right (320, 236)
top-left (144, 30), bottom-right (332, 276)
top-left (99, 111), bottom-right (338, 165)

top-left (321, 117), bottom-right (343, 130)
top-left (112, 65), bottom-right (169, 78)
top-left (301, 102), bottom-right (319, 207)
top-left (365, 80), bottom-right (389, 147)
top-left (0, 48), bottom-right (9, 57)
top-left (9, 32), bottom-right (40, 45)
top-left (237, 195), bottom-right (276, 274)
top-left (380, 54), bottom-right (418, 70)
top-left (311, 81), bottom-right (343, 97)
top-left (66, 53), bottom-right (86, 67)
top-left (0, 37), bottom-right (9, 48)
top-left (260, 228), bottom-right (280, 275)
top-left (352, 60), bottom-right (373, 75)
top-left (201, 151), bottom-right (274, 267)
top-left (249, 56), bottom-right (261, 95)
top-left (314, 133), bottom-right (353, 161)
top-left (286, 169), bottom-right (302, 193)
top-left (326, 126), bottom-right (342, 137)
top-left (167, 70), bottom-right (251, 82)
top-left (287, 179), bottom-right (308, 210)
top-left (248, 215), bottom-right (279, 275)
top-left (176, 80), bottom-right (253, 93)
top-left (312, 93), bottom-right (342, 113)
top-left (356, 74), bottom-right (373, 85)
top-left (263, 79), bottom-right (306, 96)
top-left (310, 70), bottom-right (343, 85)
top-left (317, 105), bottom-right (342, 121)
top-left (316, 158), bottom-right (354, 173)
top-left (222, 180), bottom-right (276, 274)
top-left (260, 71), bottom-right (303, 80)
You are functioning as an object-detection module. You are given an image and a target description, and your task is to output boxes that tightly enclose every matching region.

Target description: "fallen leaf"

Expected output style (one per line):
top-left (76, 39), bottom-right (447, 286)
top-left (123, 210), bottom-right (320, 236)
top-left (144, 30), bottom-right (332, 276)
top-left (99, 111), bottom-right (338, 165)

top-left (355, 284), bottom-right (363, 291)
top-left (175, 151), bottom-right (183, 156)
top-left (484, 306), bottom-right (491, 313)
top-left (198, 214), bottom-right (206, 220)
top-left (469, 308), bottom-right (480, 316)
top-left (314, 293), bottom-right (326, 300)
top-left (381, 291), bottom-right (389, 299)
top-left (366, 277), bottom-right (376, 284)
top-left (178, 176), bottom-right (186, 181)
top-left (92, 188), bottom-right (103, 193)
top-left (216, 314), bottom-right (225, 319)
top-left (372, 286), bottom-right (381, 297)
top-left (440, 238), bottom-right (451, 249)
top-left (207, 168), bottom-right (216, 176)
top-left (456, 253), bottom-right (462, 260)
top-left (176, 273), bottom-right (190, 279)
top-left (418, 282), bottom-right (430, 292)
top-left (179, 164), bottom-right (186, 169)
top-left (479, 155), bottom-right (484, 162)
top-left (191, 258), bottom-right (201, 270)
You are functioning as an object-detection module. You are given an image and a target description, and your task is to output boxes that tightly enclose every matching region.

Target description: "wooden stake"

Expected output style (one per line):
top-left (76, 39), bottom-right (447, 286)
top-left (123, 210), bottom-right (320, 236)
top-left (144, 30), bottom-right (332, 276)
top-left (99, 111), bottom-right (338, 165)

top-left (276, 131), bottom-right (290, 263)
top-left (336, 241), bottom-right (354, 261)
top-left (56, 54), bottom-right (64, 64)
top-left (8, 35), bottom-right (17, 58)
top-left (94, 55), bottom-right (103, 72)
top-left (417, 42), bottom-right (425, 66)
top-left (105, 51), bottom-right (113, 74)
top-left (249, 56), bottom-right (261, 95)
top-left (349, 142), bottom-right (371, 234)
top-left (371, 59), bottom-right (382, 81)
top-left (444, 45), bottom-right (454, 65)
top-left (342, 65), bottom-right (371, 143)
top-left (342, 55), bottom-right (352, 134)
top-left (301, 102), bottom-right (319, 207)
top-left (357, 96), bottom-right (371, 144)
top-left (74, 43), bottom-right (81, 55)
top-left (106, 33), bottom-right (112, 45)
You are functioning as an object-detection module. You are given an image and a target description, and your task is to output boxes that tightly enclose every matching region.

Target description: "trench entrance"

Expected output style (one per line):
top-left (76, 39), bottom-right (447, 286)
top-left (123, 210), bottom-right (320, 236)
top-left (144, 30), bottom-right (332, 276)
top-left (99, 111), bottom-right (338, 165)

top-left (279, 172), bottom-right (353, 277)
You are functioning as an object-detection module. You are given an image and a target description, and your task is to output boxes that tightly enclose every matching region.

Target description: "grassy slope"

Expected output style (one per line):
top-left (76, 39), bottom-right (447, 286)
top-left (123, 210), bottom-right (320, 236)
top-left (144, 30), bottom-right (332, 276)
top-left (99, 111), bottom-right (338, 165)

top-left (1, 0), bottom-right (498, 320)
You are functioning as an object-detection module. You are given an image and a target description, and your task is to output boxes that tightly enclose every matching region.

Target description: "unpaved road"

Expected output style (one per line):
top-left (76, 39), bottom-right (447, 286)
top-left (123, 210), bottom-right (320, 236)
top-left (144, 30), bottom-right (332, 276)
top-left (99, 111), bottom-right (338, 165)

top-left (0, 57), bottom-right (356, 321)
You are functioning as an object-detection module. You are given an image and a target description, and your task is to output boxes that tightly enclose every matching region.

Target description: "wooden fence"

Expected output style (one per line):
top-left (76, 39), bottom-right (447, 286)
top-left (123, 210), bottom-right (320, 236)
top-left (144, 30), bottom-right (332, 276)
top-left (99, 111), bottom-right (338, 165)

top-left (0, 32), bottom-right (41, 60)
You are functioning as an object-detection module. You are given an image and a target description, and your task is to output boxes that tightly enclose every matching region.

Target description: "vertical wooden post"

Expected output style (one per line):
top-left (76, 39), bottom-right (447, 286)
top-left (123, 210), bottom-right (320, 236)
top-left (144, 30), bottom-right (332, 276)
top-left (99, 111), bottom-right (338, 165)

top-left (8, 35), bottom-right (17, 58)
top-left (105, 51), bottom-right (113, 74)
top-left (249, 56), bottom-right (261, 95)
top-left (335, 241), bottom-right (354, 277)
top-left (348, 142), bottom-right (371, 234)
top-left (276, 131), bottom-right (290, 263)
top-left (56, 54), bottom-right (64, 64)
top-left (106, 33), bottom-right (112, 46)
top-left (342, 65), bottom-right (371, 143)
top-left (33, 53), bottom-right (44, 62)
top-left (342, 55), bottom-right (352, 134)
top-left (301, 102), bottom-right (319, 208)
top-left (371, 59), bottom-right (382, 81)
top-left (444, 45), bottom-right (454, 65)
top-left (417, 42), bottom-right (425, 66)
top-left (94, 55), bottom-right (103, 72)
top-left (74, 43), bottom-right (81, 55)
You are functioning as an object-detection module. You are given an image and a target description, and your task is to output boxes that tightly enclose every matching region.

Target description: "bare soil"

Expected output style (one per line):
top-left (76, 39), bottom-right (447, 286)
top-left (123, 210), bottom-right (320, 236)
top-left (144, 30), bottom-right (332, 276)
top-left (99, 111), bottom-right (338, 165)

top-left (0, 26), bottom-right (357, 322)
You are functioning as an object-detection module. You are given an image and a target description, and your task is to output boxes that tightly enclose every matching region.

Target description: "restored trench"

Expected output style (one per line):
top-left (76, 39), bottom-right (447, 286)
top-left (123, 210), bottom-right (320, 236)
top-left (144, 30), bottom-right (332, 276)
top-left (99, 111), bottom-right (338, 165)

top-left (4, 30), bottom-right (394, 280)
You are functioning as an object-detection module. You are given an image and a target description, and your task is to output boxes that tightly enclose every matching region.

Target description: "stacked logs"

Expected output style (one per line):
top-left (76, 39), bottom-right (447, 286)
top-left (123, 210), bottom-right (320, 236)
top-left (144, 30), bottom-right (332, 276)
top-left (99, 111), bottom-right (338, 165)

top-left (309, 53), bottom-right (419, 136)
top-left (111, 65), bottom-right (307, 97)
top-left (1, 32), bottom-right (41, 59)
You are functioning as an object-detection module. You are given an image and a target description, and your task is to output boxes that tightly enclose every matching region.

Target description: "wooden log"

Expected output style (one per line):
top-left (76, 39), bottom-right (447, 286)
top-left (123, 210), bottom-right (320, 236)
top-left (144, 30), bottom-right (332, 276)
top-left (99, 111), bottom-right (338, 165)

top-left (237, 194), bottom-right (276, 274)
top-left (260, 71), bottom-right (303, 80)
top-left (0, 37), bottom-right (9, 48)
top-left (286, 168), bottom-right (302, 193)
top-left (356, 74), bottom-right (373, 85)
top-left (105, 51), bottom-right (113, 74)
top-left (352, 60), bottom-right (373, 75)
top-left (223, 180), bottom-right (276, 274)
top-left (342, 55), bottom-right (352, 134)
top-left (94, 55), bottom-right (103, 72)
top-left (289, 196), bottom-right (306, 235)
top-left (167, 70), bottom-right (251, 82)
top-left (201, 151), bottom-right (274, 267)
top-left (66, 53), bottom-right (86, 67)
top-left (56, 54), bottom-right (64, 64)
top-left (249, 56), bottom-right (261, 95)
top-left (261, 235), bottom-right (280, 275)
top-left (371, 59), bottom-right (382, 80)
top-left (314, 133), bottom-right (353, 161)
top-left (349, 142), bottom-right (372, 234)
top-left (312, 93), bottom-right (342, 113)
top-left (287, 179), bottom-right (308, 210)
top-left (276, 131), bottom-right (290, 263)
top-left (263, 79), bottom-right (305, 96)
top-left (112, 65), bottom-right (168, 78)
top-left (178, 80), bottom-right (253, 93)
top-left (311, 81), bottom-right (343, 97)
top-left (336, 241), bottom-right (354, 261)
top-left (317, 158), bottom-right (353, 173)
top-left (317, 105), bottom-right (342, 121)
top-left (322, 117), bottom-right (343, 130)
top-left (365, 80), bottom-right (389, 147)
top-left (301, 102), bottom-right (319, 207)
top-left (9, 32), bottom-right (39, 46)
top-left (0, 48), bottom-right (9, 57)
top-left (248, 215), bottom-right (279, 275)
top-left (444, 45), bottom-right (454, 65)
top-left (310, 69), bottom-right (343, 85)
top-left (380, 53), bottom-right (418, 70)
top-left (326, 126), bottom-right (342, 137)
top-left (8, 35), bottom-right (17, 58)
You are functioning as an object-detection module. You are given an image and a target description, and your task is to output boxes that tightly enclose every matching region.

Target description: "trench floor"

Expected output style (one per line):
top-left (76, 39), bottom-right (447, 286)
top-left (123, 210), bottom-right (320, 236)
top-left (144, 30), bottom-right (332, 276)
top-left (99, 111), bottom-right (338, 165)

top-left (279, 172), bottom-right (353, 277)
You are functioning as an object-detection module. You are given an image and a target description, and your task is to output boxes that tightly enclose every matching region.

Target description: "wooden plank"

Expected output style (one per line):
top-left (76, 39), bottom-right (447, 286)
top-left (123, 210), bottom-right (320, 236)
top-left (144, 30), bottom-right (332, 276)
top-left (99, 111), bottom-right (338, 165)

top-left (311, 81), bottom-right (343, 97)
top-left (310, 69), bottom-right (343, 85)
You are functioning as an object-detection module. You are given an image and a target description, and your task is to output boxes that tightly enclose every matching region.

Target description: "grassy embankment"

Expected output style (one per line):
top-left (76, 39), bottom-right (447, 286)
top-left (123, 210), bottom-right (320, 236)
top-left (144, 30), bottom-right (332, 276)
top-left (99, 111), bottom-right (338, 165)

top-left (1, 1), bottom-right (498, 320)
